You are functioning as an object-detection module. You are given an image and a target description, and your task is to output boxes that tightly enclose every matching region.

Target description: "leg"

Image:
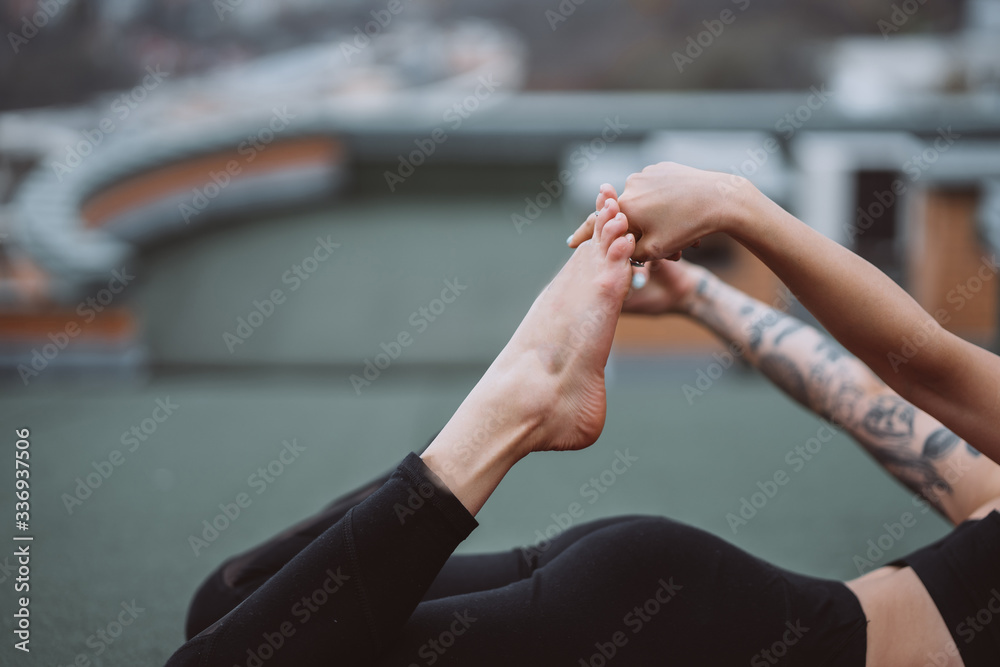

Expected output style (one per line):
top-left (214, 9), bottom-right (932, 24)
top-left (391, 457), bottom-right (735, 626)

top-left (166, 201), bottom-right (637, 666)
top-left (378, 517), bottom-right (869, 667)
top-left (185, 435), bottom-right (439, 639)
top-left (422, 515), bottom-right (645, 601)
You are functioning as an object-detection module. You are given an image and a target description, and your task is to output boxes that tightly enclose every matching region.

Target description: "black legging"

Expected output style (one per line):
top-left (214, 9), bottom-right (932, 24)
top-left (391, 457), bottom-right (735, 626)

top-left (166, 453), bottom-right (868, 666)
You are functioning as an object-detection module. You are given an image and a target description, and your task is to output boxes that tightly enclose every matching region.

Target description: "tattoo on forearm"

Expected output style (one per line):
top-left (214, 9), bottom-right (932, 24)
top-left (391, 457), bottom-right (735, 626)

top-left (815, 338), bottom-right (847, 362)
top-left (858, 406), bottom-right (975, 515)
top-left (808, 361), bottom-right (863, 426)
top-left (773, 320), bottom-right (805, 346)
top-left (759, 352), bottom-right (810, 407)
top-left (866, 443), bottom-right (952, 514)
top-left (922, 427), bottom-right (960, 459)
top-left (967, 443), bottom-right (982, 457)
top-left (861, 396), bottom-right (915, 440)
top-left (702, 280), bottom-right (978, 517)
top-left (747, 307), bottom-right (789, 352)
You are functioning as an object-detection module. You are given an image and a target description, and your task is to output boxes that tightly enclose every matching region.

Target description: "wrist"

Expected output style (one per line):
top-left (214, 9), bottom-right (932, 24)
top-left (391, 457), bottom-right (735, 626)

top-left (719, 176), bottom-right (768, 241)
top-left (675, 266), bottom-right (715, 316)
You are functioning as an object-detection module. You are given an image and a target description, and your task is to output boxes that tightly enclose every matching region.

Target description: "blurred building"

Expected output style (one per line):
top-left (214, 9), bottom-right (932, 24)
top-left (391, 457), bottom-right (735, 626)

top-left (1, 0), bottom-right (999, 386)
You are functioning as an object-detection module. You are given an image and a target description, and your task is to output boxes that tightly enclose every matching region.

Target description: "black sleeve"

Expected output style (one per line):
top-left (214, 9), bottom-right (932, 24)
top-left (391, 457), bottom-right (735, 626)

top-left (164, 452), bottom-right (479, 666)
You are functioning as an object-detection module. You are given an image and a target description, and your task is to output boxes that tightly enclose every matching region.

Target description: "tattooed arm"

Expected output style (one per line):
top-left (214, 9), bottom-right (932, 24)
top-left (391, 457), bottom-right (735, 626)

top-left (589, 164), bottom-right (1000, 469)
top-left (625, 260), bottom-right (1000, 524)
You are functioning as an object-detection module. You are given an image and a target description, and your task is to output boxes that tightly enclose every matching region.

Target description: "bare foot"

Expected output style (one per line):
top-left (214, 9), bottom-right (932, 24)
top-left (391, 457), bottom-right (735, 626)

top-left (420, 200), bottom-right (634, 514)
top-left (489, 198), bottom-right (636, 452)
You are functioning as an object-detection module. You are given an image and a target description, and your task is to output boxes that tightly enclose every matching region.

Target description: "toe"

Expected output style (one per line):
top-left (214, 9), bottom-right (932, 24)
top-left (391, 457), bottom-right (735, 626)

top-left (568, 216), bottom-right (596, 248)
top-left (600, 212), bottom-right (628, 253)
top-left (569, 190), bottom-right (619, 249)
top-left (595, 183), bottom-right (619, 212)
top-left (593, 199), bottom-right (619, 243)
top-left (607, 232), bottom-right (636, 264)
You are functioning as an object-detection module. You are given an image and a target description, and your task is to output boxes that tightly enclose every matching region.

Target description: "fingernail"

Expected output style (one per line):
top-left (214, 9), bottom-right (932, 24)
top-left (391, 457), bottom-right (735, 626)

top-left (601, 182), bottom-right (613, 191)
top-left (603, 199), bottom-right (613, 209)
top-left (566, 235), bottom-right (574, 246)
top-left (626, 233), bottom-right (634, 243)
top-left (632, 273), bottom-right (647, 289)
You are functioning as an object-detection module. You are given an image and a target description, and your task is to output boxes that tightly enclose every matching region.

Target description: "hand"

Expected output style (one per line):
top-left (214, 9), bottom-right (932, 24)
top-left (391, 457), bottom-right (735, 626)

top-left (570, 183), bottom-right (685, 261)
top-left (569, 163), bottom-right (754, 263)
top-left (623, 258), bottom-right (708, 316)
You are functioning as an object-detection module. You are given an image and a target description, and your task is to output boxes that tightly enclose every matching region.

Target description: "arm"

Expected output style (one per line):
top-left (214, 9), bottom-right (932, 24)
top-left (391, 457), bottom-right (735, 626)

top-left (605, 163), bottom-right (1000, 470)
top-left (730, 185), bottom-right (1000, 464)
top-left (669, 265), bottom-right (1000, 524)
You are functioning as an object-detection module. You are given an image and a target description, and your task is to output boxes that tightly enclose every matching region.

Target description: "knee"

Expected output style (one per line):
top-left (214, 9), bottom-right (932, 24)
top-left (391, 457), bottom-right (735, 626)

top-left (600, 516), bottom-right (723, 569)
top-left (611, 515), bottom-right (685, 543)
top-left (184, 564), bottom-right (244, 640)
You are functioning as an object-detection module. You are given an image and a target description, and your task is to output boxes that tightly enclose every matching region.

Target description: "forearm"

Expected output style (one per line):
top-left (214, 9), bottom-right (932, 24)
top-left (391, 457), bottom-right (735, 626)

top-left (727, 188), bottom-right (948, 395)
top-left (683, 272), bottom-right (882, 425)
top-left (686, 271), bottom-right (1000, 524)
top-left (723, 185), bottom-right (1000, 468)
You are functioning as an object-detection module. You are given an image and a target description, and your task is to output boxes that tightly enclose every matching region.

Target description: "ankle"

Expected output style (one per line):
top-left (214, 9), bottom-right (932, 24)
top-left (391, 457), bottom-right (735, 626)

top-left (488, 353), bottom-right (562, 437)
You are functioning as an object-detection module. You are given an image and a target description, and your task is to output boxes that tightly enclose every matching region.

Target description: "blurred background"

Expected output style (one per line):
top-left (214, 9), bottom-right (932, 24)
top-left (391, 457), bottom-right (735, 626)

top-left (2, 0), bottom-right (1000, 664)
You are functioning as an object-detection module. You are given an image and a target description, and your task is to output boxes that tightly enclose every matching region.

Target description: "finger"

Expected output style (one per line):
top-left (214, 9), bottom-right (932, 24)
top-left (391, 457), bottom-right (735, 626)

top-left (632, 233), bottom-right (684, 263)
top-left (630, 235), bottom-right (655, 263)
top-left (691, 240), bottom-right (701, 248)
top-left (666, 251), bottom-right (683, 262)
